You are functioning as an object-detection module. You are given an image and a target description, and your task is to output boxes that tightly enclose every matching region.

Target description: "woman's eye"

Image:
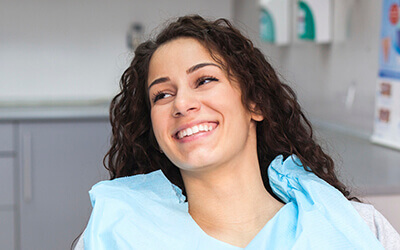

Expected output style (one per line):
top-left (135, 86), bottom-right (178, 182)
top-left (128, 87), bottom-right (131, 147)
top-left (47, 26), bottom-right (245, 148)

top-left (152, 92), bottom-right (172, 103)
top-left (196, 76), bottom-right (218, 87)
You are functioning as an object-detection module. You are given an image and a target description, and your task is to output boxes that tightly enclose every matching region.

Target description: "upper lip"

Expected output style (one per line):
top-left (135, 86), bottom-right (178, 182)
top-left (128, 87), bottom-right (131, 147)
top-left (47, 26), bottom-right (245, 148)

top-left (172, 120), bottom-right (218, 138)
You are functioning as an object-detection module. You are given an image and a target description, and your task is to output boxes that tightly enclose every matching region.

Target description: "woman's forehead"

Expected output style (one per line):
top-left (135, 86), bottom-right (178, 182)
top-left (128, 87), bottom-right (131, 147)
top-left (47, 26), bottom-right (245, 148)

top-left (148, 38), bottom-right (221, 79)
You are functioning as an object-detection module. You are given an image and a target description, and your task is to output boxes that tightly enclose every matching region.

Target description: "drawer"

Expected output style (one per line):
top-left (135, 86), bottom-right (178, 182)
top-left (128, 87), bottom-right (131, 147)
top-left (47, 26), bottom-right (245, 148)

top-left (0, 158), bottom-right (14, 206)
top-left (0, 210), bottom-right (15, 250)
top-left (0, 123), bottom-right (14, 152)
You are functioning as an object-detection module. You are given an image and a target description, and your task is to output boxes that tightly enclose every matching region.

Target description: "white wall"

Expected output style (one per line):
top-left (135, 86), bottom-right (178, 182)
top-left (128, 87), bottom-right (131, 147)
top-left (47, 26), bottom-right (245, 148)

top-left (233, 0), bottom-right (381, 134)
top-left (233, 0), bottom-right (400, 234)
top-left (0, 0), bottom-right (233, 104)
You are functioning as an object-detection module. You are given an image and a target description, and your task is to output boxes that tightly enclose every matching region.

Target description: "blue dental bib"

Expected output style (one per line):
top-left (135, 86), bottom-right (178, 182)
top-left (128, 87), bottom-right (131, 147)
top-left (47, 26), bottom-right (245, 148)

top-left (84, 155), bottom-right (383, 249)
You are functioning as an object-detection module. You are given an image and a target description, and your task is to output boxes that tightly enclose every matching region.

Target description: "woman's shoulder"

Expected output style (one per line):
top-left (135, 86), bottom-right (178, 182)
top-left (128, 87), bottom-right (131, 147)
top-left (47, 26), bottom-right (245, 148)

top-left (89, 169), bottom-right (185, 204)
top-left (350, 200), bottom-right (400, 249)
top-left (73, 230), bottom-right (84, 250)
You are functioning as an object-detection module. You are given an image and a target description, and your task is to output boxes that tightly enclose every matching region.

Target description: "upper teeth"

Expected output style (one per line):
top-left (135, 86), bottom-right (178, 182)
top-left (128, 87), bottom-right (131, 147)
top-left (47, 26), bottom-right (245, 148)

top-left (177, 123), bottom-right (214, 139)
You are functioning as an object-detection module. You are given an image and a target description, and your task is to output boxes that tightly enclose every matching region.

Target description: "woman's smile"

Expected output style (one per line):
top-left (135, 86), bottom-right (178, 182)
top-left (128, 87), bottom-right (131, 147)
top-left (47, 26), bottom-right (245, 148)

top-left (173, 121), bottom-right (218, 141)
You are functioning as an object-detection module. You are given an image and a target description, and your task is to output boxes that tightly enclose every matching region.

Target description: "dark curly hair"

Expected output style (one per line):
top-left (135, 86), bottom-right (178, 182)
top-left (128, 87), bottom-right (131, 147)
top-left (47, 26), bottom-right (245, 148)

top-left (104, 14), bottom-right (357, 201)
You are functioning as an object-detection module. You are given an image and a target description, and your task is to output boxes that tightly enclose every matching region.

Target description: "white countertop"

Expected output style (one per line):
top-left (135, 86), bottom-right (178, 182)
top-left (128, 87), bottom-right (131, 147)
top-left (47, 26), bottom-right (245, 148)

top-left (0, 102), bottom-right (109, 121)
top-left (314, 124), bottom-right (400, 196)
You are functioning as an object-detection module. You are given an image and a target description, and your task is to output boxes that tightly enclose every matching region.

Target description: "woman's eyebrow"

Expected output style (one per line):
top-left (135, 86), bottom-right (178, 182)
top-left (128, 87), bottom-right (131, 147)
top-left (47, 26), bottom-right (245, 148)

top-left (148, 62), bottom-right (221, 90)
top-left (186, 62), bottom-right (221, 74)
top-left (148, 77), bottom-right (170, 90)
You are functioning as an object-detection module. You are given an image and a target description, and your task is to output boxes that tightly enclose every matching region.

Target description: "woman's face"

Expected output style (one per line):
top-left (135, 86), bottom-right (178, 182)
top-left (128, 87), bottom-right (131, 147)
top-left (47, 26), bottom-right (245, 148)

top-left (147, 37), bottom-right (262, 173)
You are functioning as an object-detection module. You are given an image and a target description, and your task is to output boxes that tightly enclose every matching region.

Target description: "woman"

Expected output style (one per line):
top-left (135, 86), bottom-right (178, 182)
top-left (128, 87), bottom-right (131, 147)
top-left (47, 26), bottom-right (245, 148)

top-left (75, 15), bottom-right (400, 249)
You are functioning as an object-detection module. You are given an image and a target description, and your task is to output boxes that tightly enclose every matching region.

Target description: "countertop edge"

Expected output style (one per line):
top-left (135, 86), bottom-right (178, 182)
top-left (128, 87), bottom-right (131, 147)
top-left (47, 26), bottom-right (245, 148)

top-left (0, 105), bottom-right (110, 121)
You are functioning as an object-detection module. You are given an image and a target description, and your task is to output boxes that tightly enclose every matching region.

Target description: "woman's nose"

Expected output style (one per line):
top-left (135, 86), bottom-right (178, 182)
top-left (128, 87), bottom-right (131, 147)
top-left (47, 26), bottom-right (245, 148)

top-left (172, 90), bottom-right (200, 117)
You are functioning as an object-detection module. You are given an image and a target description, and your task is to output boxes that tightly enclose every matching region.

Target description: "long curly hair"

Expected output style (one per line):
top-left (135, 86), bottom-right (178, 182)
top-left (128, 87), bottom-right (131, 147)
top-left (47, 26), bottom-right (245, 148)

top-left (104, 14), bottom-right (357, 201)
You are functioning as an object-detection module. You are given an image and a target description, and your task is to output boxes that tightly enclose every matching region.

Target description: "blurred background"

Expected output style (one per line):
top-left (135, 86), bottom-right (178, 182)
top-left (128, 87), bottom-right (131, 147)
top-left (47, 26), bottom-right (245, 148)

top-left (0, 0), bottom-right (399, 249)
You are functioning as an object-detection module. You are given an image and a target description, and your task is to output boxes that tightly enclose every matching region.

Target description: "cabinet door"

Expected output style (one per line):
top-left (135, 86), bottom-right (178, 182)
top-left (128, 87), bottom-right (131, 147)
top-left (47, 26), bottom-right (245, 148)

top-left (18, 120), bottom-right (110, 250)
top-left (0, 158), bottom-right (15, 250)
top-left (0, 123), bottom-right (14, 152)
top-left (0, 158), bottom-right (14, 206)
top-left (0, 210), bottom-right (15, 250)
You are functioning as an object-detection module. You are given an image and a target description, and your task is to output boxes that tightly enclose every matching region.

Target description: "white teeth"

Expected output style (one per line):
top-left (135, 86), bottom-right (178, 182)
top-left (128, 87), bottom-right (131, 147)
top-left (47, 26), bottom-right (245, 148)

top-left (177, 123), bottom-right (216, 139)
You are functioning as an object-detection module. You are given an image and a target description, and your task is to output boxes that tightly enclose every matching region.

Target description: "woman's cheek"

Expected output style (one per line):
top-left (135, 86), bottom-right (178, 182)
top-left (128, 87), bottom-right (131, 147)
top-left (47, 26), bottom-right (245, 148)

top-left (151, 111), bottom-right (168, 142)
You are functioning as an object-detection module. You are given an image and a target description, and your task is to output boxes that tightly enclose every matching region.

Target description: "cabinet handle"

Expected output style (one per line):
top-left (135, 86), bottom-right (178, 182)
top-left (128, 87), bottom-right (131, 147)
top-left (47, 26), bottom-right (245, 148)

top-left (22, 133), bottom-right (32, 202)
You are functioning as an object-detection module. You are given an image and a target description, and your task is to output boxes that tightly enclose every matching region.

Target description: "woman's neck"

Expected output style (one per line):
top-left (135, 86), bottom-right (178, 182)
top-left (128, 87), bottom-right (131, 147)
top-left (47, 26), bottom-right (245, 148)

top-left (181, 158), bottom-right (284, 248)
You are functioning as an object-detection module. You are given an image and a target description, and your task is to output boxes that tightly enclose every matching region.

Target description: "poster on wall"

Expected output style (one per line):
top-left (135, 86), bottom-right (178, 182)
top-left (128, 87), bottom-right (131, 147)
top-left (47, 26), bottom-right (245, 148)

top-left (371, 0), bottom-right (400, 150)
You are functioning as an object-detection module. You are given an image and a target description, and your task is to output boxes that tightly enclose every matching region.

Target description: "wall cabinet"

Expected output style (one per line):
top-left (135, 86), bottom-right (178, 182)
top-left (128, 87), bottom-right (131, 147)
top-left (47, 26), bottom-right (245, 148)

top-left (0, 119), bottom-right (110, 250)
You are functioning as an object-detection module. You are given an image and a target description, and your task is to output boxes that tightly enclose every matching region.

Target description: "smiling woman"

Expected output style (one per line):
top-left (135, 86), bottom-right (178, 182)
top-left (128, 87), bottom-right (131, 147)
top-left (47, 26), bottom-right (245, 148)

top-left (74, 15), bottom-right (400, 249)
top-left (148, 38), bottom-right (264, 174)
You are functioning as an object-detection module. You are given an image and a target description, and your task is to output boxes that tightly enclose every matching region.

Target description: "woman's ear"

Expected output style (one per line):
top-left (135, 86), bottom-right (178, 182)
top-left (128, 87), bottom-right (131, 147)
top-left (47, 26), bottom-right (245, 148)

top-left (250, 102), bottom-right (264, 122)
top-left (251, 112), bottom-right (264, 122)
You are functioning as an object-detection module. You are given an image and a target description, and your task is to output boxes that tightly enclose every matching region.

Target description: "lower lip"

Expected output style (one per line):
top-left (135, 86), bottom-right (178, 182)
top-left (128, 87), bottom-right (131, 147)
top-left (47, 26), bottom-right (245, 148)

top-left (174, 126), bottom-right (217, 143)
